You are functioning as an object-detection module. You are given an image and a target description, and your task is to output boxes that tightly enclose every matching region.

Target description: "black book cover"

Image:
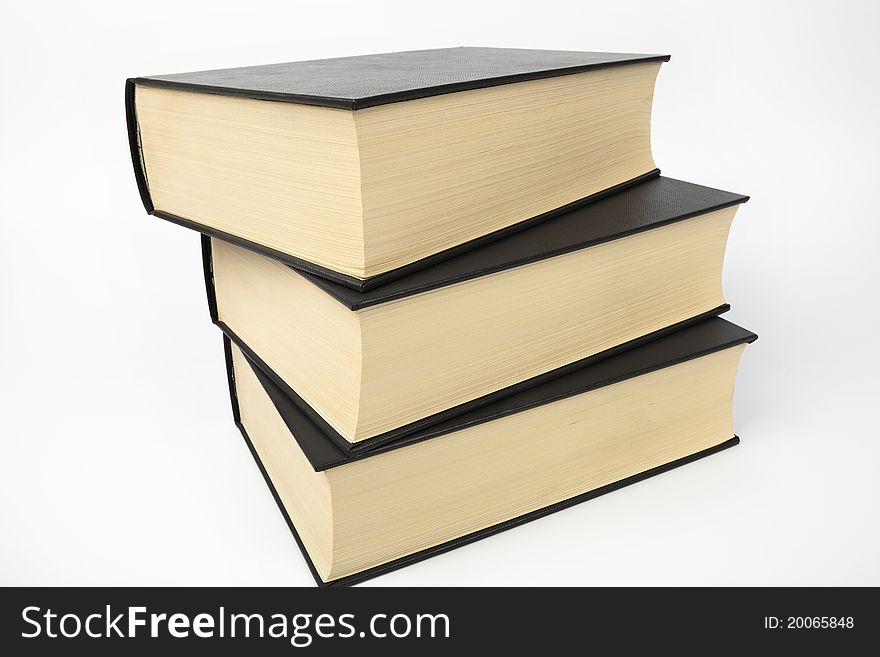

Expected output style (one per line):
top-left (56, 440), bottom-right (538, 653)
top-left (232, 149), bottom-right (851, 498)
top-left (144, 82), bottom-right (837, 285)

top-left (126, 48), bottom-right (670, 292)
top-left (223, 317), bottom-right (756, 586)
top-left (132, 47), bottom-right (670, 110)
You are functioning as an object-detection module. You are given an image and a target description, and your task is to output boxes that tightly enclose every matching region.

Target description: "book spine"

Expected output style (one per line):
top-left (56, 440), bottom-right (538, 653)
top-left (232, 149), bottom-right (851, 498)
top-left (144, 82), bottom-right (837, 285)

top-left (201, 235), bottom-right (220, 323)
top-left (222, 336), bottom-right (242, 426)
top-left (124, 79), bottom-right (154, 214)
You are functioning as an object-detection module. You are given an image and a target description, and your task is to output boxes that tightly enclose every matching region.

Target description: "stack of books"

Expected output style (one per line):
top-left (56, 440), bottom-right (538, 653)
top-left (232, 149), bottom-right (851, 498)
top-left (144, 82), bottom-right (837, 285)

top-left (126, 47), bottom-right (757, 586)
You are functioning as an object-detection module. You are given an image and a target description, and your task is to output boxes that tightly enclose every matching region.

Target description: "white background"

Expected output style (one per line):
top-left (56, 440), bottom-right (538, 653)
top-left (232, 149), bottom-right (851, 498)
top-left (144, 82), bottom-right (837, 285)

top-left (2, 0), bottom-right (878, 586)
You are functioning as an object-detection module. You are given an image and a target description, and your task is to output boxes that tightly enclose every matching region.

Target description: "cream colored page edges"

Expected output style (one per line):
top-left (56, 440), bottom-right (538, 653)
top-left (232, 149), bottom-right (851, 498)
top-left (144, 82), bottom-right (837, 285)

top-left (137, 62), bottom-right (659, 279)
top-left (230, 343), bottom-right (334, 581)
top-left (213, 206), bottom-right (734, 442)
top-left (136, 85), bottom-right (366, 274)
top-left (355, 62), bottom-right (661, 275)
top-left (212, 239), bottom-right (364, 438)
top-left (323, 345), bottom-right (745, 580)
top-left (354, 206), bottom-right (736, 439)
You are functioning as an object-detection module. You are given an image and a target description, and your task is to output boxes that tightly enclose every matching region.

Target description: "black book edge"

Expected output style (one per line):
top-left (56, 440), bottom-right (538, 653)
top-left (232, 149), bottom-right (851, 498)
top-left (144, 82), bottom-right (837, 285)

top-left (125, 79), bottom-right (154, 214)
top-left (131, 52), bottom-right (671, 110)
top-left (126, 78), bottom-right (662, 293)
top-left (220, 358), bottom-right (740, 588)
top-left (206, 253), bottom-right (733, 461)
top-left (202, 233), bottom-right (220, 323)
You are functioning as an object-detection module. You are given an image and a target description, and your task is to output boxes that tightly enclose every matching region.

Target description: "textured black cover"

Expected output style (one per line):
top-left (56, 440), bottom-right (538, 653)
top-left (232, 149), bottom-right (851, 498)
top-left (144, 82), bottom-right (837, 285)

top-left (222, 323), bottom-right (750, 586)
top-left (224, 317), bottom-right (756, 470)
top-left (132, 47), bottom-right (669, 110)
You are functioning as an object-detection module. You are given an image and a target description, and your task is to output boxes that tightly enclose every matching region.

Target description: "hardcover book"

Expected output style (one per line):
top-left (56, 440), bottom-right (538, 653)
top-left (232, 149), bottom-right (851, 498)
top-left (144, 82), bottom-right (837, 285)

top-left (224, 317), bottom-right (757, 586)
top-left (203, 176), bottom-right (748, 452)
top-left (127, 47), bottom-right (669, 287)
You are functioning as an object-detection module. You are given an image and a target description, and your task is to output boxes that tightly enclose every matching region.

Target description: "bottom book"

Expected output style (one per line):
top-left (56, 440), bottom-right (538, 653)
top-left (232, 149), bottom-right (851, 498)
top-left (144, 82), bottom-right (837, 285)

top-left (222, 318), bottom-right (757, 586)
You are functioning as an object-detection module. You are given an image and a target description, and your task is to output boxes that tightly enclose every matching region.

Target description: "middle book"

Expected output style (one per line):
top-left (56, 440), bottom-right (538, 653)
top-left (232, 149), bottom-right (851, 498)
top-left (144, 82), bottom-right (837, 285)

top-left (203, 175), bottom-right (747, 454)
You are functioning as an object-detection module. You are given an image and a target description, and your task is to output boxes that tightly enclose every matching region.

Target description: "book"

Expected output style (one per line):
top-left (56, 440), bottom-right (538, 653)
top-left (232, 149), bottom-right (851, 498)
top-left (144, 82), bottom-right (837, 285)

top-left (224, 317), bottom-right (757, 586)
top-left (203, 176), bottom-right (748, 451)
top-left (126, 47), bottom-right (669, 287)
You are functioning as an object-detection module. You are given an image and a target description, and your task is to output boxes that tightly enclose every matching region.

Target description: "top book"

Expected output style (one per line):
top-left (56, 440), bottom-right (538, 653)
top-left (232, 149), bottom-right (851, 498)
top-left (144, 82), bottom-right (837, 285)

top-left (127, 47), bottom-right (669, 287)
